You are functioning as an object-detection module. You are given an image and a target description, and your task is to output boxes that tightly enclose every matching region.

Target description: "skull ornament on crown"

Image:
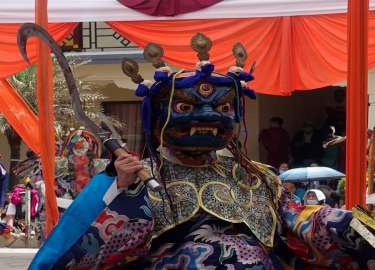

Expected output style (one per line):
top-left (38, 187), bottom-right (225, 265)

top-left (122, 33), bottom-right (256, 161)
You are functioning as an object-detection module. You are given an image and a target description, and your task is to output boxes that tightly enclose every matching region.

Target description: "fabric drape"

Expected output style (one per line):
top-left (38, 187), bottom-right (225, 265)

top-left (109, 13), bottom-right (375, 94)
top-left (35, 0), bottom-right (59, 235)
top-left (0, 22), bottom-right (77, 156)
top-left (0, 23), bottom-right (78, 79)
top-left (0, 21), bottom-right (76, 232)
top-left (0, 79), bottom-right (40, 153)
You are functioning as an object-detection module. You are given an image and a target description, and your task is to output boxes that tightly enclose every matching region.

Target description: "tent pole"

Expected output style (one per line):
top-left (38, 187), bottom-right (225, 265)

top-left (345, 0), bottom-right (369, 209)
top-left (35, 0), bottom-right (59, 235)
top-left (368, 129), bottom-right (375, 208)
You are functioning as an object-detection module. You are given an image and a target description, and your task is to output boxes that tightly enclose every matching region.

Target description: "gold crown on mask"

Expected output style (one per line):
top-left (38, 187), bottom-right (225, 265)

top-left (121, 32), bottom-right (256, 88)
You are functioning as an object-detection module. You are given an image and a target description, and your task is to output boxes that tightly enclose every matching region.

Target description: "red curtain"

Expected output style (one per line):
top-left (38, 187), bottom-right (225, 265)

top-left (109, 13), bottom-right (375, 95)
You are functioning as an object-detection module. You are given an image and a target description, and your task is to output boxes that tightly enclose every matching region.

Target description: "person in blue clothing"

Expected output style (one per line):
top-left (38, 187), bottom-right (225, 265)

top-left (294, 182), bottom-right (307, 201)
top-left (0, 154), bottom-right (9, 209)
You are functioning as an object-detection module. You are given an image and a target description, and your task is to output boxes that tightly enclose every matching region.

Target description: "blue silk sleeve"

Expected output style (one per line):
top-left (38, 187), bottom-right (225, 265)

top-left (29, 172), bottom-right (116, 270)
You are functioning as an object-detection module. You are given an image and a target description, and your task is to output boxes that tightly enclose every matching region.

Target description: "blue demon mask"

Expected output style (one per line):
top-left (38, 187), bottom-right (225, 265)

top-left (122, 33), bottom-right (256, 156)
top-left (155, 77), bottom-right (237, 152)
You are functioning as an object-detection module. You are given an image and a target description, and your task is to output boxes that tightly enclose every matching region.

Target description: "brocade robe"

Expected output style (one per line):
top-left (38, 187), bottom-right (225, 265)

top-left (30, 155), bottom-right (375, 270)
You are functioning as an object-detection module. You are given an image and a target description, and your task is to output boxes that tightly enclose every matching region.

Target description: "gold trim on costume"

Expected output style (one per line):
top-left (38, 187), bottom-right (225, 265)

top-left (243, 203), bottom-right (277, 247)
top-left (350, 218), bottom-right (375, 248)
top-left (230, 187), bottom-right (253, 209)
top-left (147, 157), bottom-right (281, 248)
top-left (150, 181), bottom-right (200, 239)
top-left (232, 163), bottom-right (262, 191)
top-left (198, 181), bottom-right (244, 223)
top-left (352, 207), bottom-right (375, 231)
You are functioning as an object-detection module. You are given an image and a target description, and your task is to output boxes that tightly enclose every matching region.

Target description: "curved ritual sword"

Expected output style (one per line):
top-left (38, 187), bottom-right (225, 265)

top-left (17, 23), bottom-right (161, 192)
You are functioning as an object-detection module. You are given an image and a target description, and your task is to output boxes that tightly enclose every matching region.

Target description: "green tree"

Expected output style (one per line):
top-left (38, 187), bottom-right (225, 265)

top-left (0, 58), bottom-right (119, 186)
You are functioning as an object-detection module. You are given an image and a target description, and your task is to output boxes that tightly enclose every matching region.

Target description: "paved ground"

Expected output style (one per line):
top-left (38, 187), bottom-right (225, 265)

top-left (0, 248), bottom-right (37, 269)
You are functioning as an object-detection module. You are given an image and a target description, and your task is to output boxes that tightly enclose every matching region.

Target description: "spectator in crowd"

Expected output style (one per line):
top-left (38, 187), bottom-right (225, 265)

top-left (321, 126), bottom-right (345, 170)
top-left (282, 181), bottom-right (306, 201)
top-left (318, 183), bottom-right (341, 208)
top-left (259, 117), bottom-right (290, 168)
top-left (291, 122), bottom-right (322, 167)
top-left (294, 182), bottom-right (307, 201)
top-left (304, 189), bottom-right (326, 205)
top-left (0, 154), bottom-right (9, 209)
top-left (324, 87), bottom-right (346, 136)
top-left (278, 162), bottom-right (289, 175)
top-left (325, 192), bottom-right (341, 208)
top-left (282, 181), bottom-right (296, 195)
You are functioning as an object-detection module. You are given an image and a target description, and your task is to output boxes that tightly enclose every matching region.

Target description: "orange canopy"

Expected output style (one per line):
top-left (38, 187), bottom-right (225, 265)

top-left (109, 13), bottom-right (375, 95)
top-left (0, 23), bottom-right (77, 79)
top-left (1, 16), bottom-right (374, 95)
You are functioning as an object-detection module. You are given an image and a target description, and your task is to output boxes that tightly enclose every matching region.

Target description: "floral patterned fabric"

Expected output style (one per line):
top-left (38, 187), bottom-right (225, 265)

top-left (49, 157), bottom-right (375, 270)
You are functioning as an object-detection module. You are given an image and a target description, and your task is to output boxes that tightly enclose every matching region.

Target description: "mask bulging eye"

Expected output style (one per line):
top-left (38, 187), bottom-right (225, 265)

top-left (216, 102), bottom-right (232, 113)
top-left (174, 102), bottom-right (194, 113)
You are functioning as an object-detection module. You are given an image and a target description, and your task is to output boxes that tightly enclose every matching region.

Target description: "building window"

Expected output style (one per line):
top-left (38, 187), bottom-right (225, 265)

top-left (61, 22), bottom-right (138, 52)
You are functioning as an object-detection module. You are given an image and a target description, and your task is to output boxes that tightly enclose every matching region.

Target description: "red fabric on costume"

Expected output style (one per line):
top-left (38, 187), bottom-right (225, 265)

top-left (286, 231), bottom-right (309, 260)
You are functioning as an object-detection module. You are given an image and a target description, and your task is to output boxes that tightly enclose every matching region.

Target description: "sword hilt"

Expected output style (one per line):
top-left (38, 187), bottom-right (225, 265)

top-left (104, 138), bottom-right (161, 192)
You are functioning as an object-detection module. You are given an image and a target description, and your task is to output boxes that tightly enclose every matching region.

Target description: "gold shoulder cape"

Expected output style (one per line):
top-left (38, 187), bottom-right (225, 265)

top-left (146, 156), bottom-right (282, 247)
